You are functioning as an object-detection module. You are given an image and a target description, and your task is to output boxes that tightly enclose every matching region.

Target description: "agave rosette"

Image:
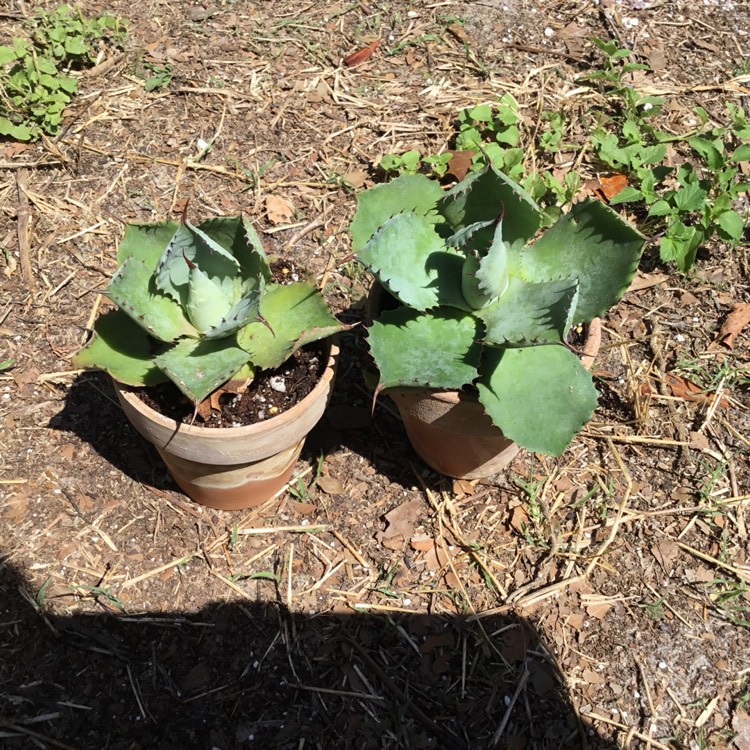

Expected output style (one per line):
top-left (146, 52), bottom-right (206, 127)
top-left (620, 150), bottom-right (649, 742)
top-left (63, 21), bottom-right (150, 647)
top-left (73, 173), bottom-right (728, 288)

top-left (351, 163), bottom-right (645, 456)
top-left (75, 214), bottom-right (346, 405)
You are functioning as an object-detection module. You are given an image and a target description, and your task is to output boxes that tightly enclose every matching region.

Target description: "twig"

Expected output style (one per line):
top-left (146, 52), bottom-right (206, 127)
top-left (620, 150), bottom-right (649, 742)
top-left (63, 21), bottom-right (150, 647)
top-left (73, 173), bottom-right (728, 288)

top-left (493, 666), bottom-right (530, 745)
top-left (16, 169), bottom-right (35, 292)
top-left (346, 636), bottom-right (462, 748)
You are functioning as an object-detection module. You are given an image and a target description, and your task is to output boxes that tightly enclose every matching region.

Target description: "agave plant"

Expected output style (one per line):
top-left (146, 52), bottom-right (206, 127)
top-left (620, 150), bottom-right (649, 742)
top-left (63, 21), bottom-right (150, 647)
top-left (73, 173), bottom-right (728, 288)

top-left (74, 213), bottom-right (347, 406)
top-left (351, 164), bottom-right (646, 456)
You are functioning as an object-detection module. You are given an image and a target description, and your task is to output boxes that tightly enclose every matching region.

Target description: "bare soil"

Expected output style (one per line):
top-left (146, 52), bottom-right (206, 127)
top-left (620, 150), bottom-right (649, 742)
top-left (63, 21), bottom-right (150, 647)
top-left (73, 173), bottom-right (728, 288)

top-left (1, 1), bottom-right (750, 749)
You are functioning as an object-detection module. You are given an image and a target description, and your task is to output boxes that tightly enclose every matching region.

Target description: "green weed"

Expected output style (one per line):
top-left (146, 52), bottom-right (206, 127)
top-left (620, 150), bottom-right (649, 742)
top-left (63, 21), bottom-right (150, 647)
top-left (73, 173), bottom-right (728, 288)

top-left (0, 4), bottom-right (127, 141)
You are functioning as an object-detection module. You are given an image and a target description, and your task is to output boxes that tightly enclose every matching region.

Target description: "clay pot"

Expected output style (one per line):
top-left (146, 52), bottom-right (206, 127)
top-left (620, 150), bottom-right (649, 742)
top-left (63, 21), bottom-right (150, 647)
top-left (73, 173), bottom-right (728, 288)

top-left (387, 321), bottom-right (602, 480)
top-left (114, 343), bottom-right (338, 510)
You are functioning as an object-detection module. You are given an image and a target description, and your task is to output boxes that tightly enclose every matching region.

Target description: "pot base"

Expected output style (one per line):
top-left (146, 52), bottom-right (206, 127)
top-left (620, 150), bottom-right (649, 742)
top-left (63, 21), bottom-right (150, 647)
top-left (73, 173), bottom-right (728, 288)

top-left (390, 389), bottom-right (520, 480)
top-left (157, 440), bottom-right (303, 511)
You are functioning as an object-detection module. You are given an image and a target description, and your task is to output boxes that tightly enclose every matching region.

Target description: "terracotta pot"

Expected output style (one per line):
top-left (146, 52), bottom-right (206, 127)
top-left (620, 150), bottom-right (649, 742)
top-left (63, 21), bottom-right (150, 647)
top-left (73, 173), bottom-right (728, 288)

top-left (114, 343), bottom-right (338, 510)
top-left (387, 321), bottom-right (602, 480)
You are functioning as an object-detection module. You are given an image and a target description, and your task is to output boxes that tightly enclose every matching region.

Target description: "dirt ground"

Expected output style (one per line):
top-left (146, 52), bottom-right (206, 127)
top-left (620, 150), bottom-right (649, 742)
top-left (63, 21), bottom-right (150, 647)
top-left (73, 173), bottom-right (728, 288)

top-left (1, 1), bottom-right (750, 748)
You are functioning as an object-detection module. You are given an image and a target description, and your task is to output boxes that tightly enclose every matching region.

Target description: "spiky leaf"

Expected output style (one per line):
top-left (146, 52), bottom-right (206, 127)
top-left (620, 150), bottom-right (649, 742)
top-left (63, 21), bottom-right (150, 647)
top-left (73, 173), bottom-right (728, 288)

top-left (238, 282), bottom-right (347, 370)
top-left (116, 221), bottom-right (178, 266)
top-left (200, 216), bottom-right (271, 283)
top-left (516, 199), bottom-right (644, 323)
top-left (185, 264), bottom-right (234, 332)
top-left (107, 258), bottom-right (198, 342)
top-left (439, 163), bottom-right (542, 245)
top-left (350, 173), bottom-right (443, 251)
top-left (461, 220), bottom-right (510, 308)
top-left (154, 336), bottom-right (251, 404)
top-left (72, 309), bottom-right (167, 387)
top-left (155, 220), bottom-right (240, 306)
top-left (202, 288), bottom-right (264, 340)
top-left (358, 213), bottom-right (466, 311)
top-left (368, 307), bottom-right (482, 391)
top-left (477, 345), bottom-right (598, 456)
top-left (477, 277), bottom-right (579, 345)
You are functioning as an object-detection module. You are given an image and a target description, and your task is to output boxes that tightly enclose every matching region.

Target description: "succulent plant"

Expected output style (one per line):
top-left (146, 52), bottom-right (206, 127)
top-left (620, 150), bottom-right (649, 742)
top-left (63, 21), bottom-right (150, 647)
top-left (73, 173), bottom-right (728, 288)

top-left (351, 164), bottom-right (646, 456)
top-left (74, 213), bottom-right (347, 405)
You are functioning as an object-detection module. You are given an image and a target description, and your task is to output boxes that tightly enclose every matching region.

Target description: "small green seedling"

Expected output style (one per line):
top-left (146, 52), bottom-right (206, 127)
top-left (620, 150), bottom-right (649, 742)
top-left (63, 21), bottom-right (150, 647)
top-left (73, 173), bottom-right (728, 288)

top-left (0, 4), bottom-right (127, 141)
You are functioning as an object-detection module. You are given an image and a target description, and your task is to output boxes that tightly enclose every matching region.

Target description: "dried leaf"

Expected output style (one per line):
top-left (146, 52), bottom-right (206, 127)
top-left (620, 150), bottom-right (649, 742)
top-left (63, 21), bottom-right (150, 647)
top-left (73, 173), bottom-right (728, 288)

top-left (588, 173), bottom-right (628, 202)
top-left (509, 505), bottom-right (529, 535)
top-left (446, 149), bottom-right (475, 181)
top-left (585, 601), bottom-right (613, 619)
top-left (446, 22), bottom-right (469, 43)
top-left (410, 534), bottom-right (434, 552)
top-left (317, 476), bottom-right (344, 495)
top-left (343, 40), bottom-right (379, 67)
top-left (665, 372), bottom-right (729, 408)
top-left (626, 271), bottom-right (669, 292)
top-left (717, 303), bottom-right (750, 349)
top-left (651, 539), bottom-right (678, 573)
top-left (732, 710), bottom-right (750, 750)
top-left (582, 668), bottom-right (606, 685)
top-left (266, 195), bottom-right (295, 224)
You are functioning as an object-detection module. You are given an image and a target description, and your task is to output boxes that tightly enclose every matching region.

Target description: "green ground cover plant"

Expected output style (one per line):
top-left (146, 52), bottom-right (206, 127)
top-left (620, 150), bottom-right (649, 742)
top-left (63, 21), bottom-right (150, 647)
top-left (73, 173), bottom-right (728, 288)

top-left (379, 39), bottom-right (750, 272)
top-left (0, 4), bottom-right (127, 141)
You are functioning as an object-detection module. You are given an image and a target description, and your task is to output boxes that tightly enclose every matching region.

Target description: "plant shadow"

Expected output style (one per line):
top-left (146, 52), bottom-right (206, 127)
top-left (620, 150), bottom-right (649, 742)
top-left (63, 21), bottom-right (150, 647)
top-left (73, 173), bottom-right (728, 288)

top-left (0, 560), bottom-right (617, 750)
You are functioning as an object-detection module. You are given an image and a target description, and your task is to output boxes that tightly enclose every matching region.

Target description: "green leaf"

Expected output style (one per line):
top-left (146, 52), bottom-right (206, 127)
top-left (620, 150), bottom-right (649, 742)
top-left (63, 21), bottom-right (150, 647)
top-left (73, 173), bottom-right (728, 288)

top-left (516, 199), bottom-right (644, 323)
top-left (73, 309), bottom-right (167, 387)
top-left (0, 118), bottom-right (34, 141)
top-left (477, 345), bottom-right (599, 456)
top-left (350, 174), bottom-right (443, 251)
top-left (0, 45), bottom-right (17, 64)
top-left (185, 264), bottom-right (234, 332)
top-left (638, 144), bottom-right (667, 165)
top-left (107, 257), bottom-right (198, 342)
top-left (648, 200), bottom-right (673, 217)
top-left (64, 37), bottom-right (89, 56)
top-left (199, 216), bottom-right (271, 282)
top-left (715, 210), bottom-right (745, 241)
top-left (155, 220), bottom-right (240, 306)
top-left (155, 336), bottom-right (251, 404)
top-left (672, 183), bottom-right (708, 212)
top-left (478, 277), bottom-right (578, 345)
top-left (607, 186), bottom-right (644, 205)
top-left (472, 220), bottom-right (510, 302)
top-left (731, 144), bottom-right (750, 162)
top-left (237, 282), bottom-right (347, 370)
top-left (367, 307), bottom-right (481, 391)
top-left (358, 213), bottom-right (465, 311)
top-left (659, 221), bottom-right (703, 271)
top-left (438, 163), bottom-right (542, 246)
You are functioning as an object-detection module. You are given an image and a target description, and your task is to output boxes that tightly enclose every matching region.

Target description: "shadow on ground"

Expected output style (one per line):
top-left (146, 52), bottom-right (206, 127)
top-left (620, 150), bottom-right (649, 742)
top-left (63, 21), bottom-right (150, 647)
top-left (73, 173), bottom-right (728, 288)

top-left (0, 561), bottom-right (617, 750)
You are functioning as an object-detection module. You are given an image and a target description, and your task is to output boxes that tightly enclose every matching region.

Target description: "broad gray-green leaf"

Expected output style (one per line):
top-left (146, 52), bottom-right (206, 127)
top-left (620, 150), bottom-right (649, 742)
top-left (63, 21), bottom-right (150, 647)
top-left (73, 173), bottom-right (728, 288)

top-left (475, 219), bottom-right (510, 300)
top-left (368, 307), bottom-right (481, 391)
top-left (155, 336), bottom-right (251, 404)
top-left (358, 213), bottom-right (465, 311)
top-left (350, 173), bottom-right (443, 251)
top-left (516, 198), bottom-right (644, 323)
top-left (203, 287), bottom-right (264, 340)
top-left (477, 345), bottom-right (598, 456)
top-left (238, 282), bottom-right (347, 370)
top-left (155, 220), bottom-right (240, 305)
top-left (116, 221), bottom-right (178, 267)
top-left (477, 277), bottom-right (578, 345)
top-left (200, 216), bottom-right (271, 283)
top-left (72, 309), bottom-right (167, 387)
top-left (186, 264), bottom-right (234, 332)
top-left (107, 257), bottom-right (198, 342)
top-left (439, 163), bottom-right (541, 245)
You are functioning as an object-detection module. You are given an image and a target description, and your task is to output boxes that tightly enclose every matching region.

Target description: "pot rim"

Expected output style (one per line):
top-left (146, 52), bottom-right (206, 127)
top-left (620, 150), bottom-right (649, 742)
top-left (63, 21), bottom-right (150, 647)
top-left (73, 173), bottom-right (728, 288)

top-left (114, 340), bottom-right (339, 437)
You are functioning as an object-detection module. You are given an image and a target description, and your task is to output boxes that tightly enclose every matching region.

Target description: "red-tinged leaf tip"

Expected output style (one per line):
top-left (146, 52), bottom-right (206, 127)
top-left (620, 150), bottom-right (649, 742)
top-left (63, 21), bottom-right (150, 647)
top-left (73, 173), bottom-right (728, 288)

top-left (371, 383), bottom-right (385, 416)
top-left (180, 200), bottom-right (190, 225)
top-left (343, 39), bottom-right (379, 67)
top-left (182, 252), bottom-right (196, 269)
